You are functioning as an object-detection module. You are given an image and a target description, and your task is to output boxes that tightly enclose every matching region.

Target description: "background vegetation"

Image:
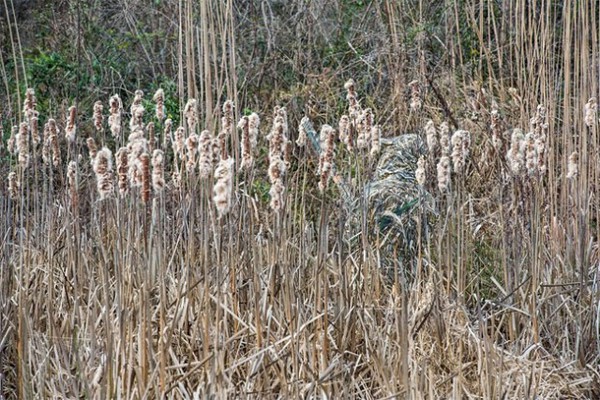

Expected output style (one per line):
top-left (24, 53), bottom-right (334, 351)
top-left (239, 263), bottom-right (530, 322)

top-left (1, 0), bottom-right (599, 398)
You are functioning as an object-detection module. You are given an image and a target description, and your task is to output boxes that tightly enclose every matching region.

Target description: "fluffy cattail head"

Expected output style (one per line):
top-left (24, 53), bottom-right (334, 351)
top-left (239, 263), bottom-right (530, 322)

top-left (173, 126), bottom-right (186, 161)
top-left (23, 88), bottom-right (37, 121)
top-left (65, 105), bottom-right (77, 143)
top-left (248, 112), bottom-right (260, 148)
top-left (566, 151), bottom-right (578, 179)
top-left (344, 79), bottom-right (360, 118)
top-left (67, 160), bottom-right (78, 207)
top-left (239, 116), bottom-right (254, 171)
top-left (439, 122), bottom-right (451, 156)
top-left (108, 94), bottom-right (123, 139)
top-left (370, 125), bottom-right (381, 156)
top-left (147, 122), bottom-right (155, 152)
top-left (318, 125), bottom-right (336, 193)
top-left (585, 97), bottom-right (597, 128)
top-left (93, 147), bottom-right (115, 199)
top-left (199, 130), bottom-right (214, 179)
top-left (17, 122), bottom-right (30, 169)
top-left (140, 152), bottom-right (151, 203)
top-left (86, 137), bottom-right (98, 161)
top-left (213, 157), bottom-right (235, 218)
top-left (163, 118), bottom-right (173, 149)
top-left (524, 133), bottom-right (538, 176)
top-left (506, 128), bottom-right (525, 177)
top-left (116, 147), bottom-right (130, 197)
top-left (218, 100), bottom-right (234, 159)
top-left (93, 101), bottom-right (104, 132)
top-left (30, 115), bottom-right (40, 146)
top-left (153, 88), bottom-right (165, 121)
top-left (186, 133), bottom-right (199, 170)
top-left (184, 98), bottom-right (198, 133)
top-left (151, 149), bottom-right (165, 193)
top-left (437, 155), bottom-right (451, 193)
top-left (338, 115), bottom-right (350, 147)
top-left (8, 171), bottom-right (19, 200)
top-left (424, 119), bottom-right (438, 154)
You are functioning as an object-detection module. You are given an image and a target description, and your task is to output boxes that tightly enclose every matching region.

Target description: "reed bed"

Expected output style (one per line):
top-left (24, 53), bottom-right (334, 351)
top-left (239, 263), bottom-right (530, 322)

top-left (1, 0), bottom-right (600, 398)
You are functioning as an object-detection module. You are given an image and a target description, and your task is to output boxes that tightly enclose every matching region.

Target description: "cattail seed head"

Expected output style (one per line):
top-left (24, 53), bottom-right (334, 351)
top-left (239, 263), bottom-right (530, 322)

top-left (439, 122), bottom-right (451, 156)
top-left (297, 116), bottom-right (309, 147)
top-left (248, 112), bottom-right (260, 148)
top-left (437, 155), bottom-right (451, 193)
top-left (338, 115), bottom-right (351, 150)
top-left (268, 155), bottom-right (286, 212)
top-left (116, 147), bottom-right (130, 197)
top-left (67, 160), bottom-right (78, 208)
top-left (153, 88), bottom-right (165, 121)
top-left (8, 171), bottom-right (19, 199)
top-left (199, 130), bottom-right (214, 179)
top-left (217, 100), bottom-right (234, 159)
top-left (585, 97), bottom-right (597, 128)
top-left (318, 125), bottom-right (336, 193)
top-left (344, 79), bottom-right (360, 118)
top-left (93, 101), bottom-right (104, 132)
top-left (370, 125), bottom-right (381, 156)
top-left (23, 88), bottom-right (36, 121)
top-left (147, 122), bottom-right (155, 153)
top-left (506, 128), bottom-right (525, 177)
top-left (184, 98), bottom-right (198, 133)
top-left (173, 126), bottom-right (186, 161)
top-left (566, 151), bottom-right (578, 179)
top-left (65, 105), bottom-right (77, 143)
top-left (108, 94), bottom-right (123, 139)
top-left (524, 133), bottom-right (538, 176)
top-left (86, 137), bottom-right (98, 161)
top-left (238, 116), bottom-right (254, 171)
top-left (424, 119), bottom-right (438, 154)
top-left (140, 153), bottom-right (151, 203)
top-left (163, 118), bottom-right (173, 149)
top-left (213, 157), bottom-right (235, 218)
top-left (93, 147), bottom-right (115, 200)
top-left (151, 149), bottom-right (165, 193)
top-left (16, 122), bottom-right (30, 169)
top-left (186, 133), bottom-right (199, 170)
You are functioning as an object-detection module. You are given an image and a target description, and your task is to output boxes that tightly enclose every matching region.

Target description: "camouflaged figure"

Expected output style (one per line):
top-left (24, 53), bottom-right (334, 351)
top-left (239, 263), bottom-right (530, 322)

top-left (302, 119), bottom-right (436, 280)
top-left (366, 134), bottom-right (436, 278)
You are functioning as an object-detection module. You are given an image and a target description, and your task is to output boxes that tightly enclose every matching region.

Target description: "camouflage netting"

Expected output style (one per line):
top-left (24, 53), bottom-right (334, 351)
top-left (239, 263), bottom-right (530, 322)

top-left (365, 134), bottom-right (436, 279)
top-left (302, 118), bottom-right (436, 280)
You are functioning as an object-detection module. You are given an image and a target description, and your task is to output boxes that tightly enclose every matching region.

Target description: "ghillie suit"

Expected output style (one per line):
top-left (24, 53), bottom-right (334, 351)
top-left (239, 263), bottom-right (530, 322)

top-left (302, 118), bottom-right (436, 281)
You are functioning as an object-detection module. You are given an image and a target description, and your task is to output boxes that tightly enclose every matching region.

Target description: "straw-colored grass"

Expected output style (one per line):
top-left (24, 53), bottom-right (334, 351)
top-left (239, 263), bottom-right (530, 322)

top-left (1, 0), bottom-right (600, 398)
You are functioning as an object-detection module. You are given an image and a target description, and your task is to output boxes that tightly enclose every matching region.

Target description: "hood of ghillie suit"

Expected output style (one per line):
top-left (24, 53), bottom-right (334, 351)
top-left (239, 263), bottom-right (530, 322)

top-left (361, 134), bottom-right (436, 279)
